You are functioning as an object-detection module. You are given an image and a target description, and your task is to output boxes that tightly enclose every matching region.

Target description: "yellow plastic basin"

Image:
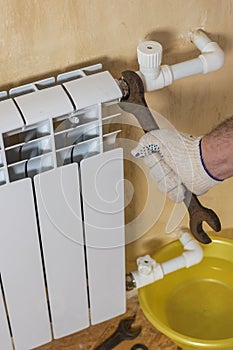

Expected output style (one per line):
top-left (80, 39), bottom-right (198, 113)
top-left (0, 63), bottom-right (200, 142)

top-left (138, 236), bottom-right (233, 350)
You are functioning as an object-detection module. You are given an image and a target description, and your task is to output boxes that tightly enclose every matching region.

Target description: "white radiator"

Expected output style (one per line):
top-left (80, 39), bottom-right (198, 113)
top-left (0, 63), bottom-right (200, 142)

top-left (0, 64), bottom-right (126, 350)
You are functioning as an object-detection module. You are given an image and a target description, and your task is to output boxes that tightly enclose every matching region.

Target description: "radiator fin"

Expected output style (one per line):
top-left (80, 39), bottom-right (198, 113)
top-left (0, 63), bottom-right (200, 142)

top-left (81, 148), bottom-right (126, 324)
top-left (34, 164), bottom-right (90, 338)
top-left (0, 179), bottom-right (51, 349)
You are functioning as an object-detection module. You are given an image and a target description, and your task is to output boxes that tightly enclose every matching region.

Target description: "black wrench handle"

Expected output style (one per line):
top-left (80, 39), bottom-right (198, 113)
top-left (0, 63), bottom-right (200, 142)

top-left (94, 332), bottom-right (126, 350)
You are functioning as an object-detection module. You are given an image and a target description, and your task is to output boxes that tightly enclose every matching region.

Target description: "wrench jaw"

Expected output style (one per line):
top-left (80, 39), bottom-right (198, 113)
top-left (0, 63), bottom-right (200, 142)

top-left (185, 192), bottom-right (221, 244)
top-left (189, 209), bottom-right (221, 244)
top-left (119, 316), bottom-right (142, 339)
top-left (120, 71), bottom-right (159, 133)
top-left (189, 216), bottom-right (212, 244)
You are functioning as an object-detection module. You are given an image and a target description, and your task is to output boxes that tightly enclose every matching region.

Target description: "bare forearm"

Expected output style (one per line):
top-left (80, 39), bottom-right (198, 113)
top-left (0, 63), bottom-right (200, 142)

top-left (201, 116), bottom-right (233, 180)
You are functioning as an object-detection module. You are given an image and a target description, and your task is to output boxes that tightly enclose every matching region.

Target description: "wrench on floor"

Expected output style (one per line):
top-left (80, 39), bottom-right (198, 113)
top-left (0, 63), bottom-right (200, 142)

top-left (118, 70), bottom-right (221, 244)
top-left (94, 316), bottom-right (141, 350)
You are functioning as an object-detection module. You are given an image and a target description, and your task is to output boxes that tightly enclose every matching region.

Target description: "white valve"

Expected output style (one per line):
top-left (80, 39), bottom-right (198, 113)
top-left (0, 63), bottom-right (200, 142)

top-left (137, 255), bottom-right (156, 275)
top-left (137, 41), bottom-right (163, 78)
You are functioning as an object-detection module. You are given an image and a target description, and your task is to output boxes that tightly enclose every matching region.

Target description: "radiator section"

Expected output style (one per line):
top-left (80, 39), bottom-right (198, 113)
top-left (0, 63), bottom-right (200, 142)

top-left (14, 85), bottom-right (74, 125)
top-left (34, 164), bottom-right (90, 338)
top-left (0, 179), bottom-right (52, 350)
top-left (81, 148), bottom-right (125, 324)
top-left (0, 99), bottom-right (24, 133)
top-left (63, 71), bottom-right (122, 109)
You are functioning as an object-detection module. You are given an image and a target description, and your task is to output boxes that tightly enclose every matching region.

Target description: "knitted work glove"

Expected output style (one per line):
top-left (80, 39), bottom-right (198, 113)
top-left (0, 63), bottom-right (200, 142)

top-left (131, 128), bottom-right (222, 203)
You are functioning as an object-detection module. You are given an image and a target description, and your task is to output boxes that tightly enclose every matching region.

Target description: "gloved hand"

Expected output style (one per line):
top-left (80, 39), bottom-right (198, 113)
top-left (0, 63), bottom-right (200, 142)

top-left (131, 128), bottom-right (222, 202)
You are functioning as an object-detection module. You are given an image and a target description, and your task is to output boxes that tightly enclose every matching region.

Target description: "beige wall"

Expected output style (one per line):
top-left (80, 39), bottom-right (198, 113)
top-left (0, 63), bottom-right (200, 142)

top-left (1, 0), bottom-right (233, 269)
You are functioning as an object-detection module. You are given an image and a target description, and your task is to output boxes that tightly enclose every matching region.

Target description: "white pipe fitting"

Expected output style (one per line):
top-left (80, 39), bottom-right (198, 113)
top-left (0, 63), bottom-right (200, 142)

top-left (191, 30), bottom-right (225, 73)
top-left (179, 231), bottom-right (203, 267)
top-left (137, 41), bottom-right (163, 79)
top-left (131, 231), bottom-right (203, 289)
top-left (137, 29), bottom-right (224, 92)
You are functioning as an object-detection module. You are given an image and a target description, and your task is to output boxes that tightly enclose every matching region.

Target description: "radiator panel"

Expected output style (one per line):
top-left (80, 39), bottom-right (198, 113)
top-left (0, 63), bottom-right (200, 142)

top-left (0, 99), bottom-right (24, 133)
top-left (80, 148), bottom-right (126, 324)
top-left (64, 71), bottom-right (122, 110)
top-left (15, 86), bottom-right (74, 125)
top-left (34, 163), bottom-right (90, 338)
top-left (0, 179), bottom-right (52, 350)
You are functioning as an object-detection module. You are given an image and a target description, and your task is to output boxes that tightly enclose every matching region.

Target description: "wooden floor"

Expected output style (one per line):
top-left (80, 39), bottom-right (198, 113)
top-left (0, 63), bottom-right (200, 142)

top-left (35, 292), bottom-right (178, 350)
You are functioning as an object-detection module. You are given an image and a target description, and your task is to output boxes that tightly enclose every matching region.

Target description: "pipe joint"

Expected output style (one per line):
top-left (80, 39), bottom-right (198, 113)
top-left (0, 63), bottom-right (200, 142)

top-left (199, 42), bottom-right (225, 73)
top-left (137, 65), bottom-right (173, 92)
top-left (180, 233), bottom-right (204, 268)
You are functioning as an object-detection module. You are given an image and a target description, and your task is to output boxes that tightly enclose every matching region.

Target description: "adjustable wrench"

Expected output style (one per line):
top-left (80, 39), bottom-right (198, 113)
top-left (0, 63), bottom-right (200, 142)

top-left (119, 70), bottom-right (221, 244)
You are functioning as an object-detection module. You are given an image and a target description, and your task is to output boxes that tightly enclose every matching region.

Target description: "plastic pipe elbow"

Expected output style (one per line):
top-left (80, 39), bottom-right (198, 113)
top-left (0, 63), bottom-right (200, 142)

top-left (199, 42), bottom-right (225, 73)
top-left (191, 30), bottom-right (225, 73)
top-left (180, 232), bottom-right (204, 268)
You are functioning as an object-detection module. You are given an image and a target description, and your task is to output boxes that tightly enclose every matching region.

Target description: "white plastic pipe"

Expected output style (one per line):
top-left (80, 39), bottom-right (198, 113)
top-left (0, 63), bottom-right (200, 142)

top-left (170, 58), bottom-right (203, 81)
top-left (131, 231), bottom-right (203, 289)
top-left (137, 29), bottom-right (224, 92)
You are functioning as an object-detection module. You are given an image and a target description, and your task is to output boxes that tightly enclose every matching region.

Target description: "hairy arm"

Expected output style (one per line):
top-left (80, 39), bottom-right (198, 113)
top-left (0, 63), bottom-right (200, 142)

top-left (201, 116), bottom-right (233, 180)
